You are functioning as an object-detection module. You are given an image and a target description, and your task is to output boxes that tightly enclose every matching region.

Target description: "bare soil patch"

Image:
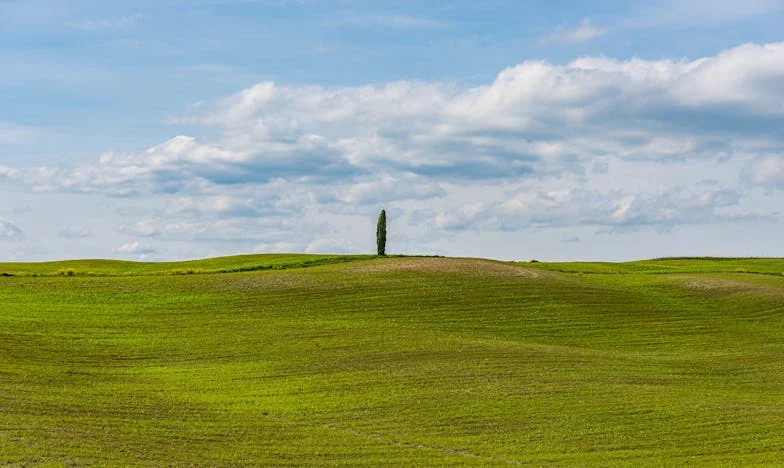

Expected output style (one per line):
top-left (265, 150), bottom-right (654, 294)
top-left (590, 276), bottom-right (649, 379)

top-left (347, 257), bottom-right (546, 278)
top-left (672, 274), bottom-right (784, 298)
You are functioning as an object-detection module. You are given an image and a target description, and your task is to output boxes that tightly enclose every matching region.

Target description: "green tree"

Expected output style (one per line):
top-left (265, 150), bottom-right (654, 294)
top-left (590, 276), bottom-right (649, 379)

top-left (376, 209), bottom-right (387, 256)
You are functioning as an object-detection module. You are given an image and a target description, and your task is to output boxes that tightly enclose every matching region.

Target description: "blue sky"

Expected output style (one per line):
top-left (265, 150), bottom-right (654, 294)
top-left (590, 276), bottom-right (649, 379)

top-left (1, 0), bottom-right (783, 261)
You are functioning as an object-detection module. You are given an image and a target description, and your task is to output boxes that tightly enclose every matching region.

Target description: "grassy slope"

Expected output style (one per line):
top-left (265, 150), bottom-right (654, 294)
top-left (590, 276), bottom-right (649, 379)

top-left (0, 253), bottom-right (374, 276)
top-left (520, 257), bottom-right (784, 275)
top-left (1, 255), bottom-right (783, 465)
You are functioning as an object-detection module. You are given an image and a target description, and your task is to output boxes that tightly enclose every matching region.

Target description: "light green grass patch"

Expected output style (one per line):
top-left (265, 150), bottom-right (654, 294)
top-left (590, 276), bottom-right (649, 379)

top-left (0, 253), bottom-right (374, 277)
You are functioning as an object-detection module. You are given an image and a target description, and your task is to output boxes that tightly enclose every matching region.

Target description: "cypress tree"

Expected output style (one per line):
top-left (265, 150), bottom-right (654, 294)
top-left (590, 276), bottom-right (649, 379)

top-left (376, 209), bottom-right (387, 256)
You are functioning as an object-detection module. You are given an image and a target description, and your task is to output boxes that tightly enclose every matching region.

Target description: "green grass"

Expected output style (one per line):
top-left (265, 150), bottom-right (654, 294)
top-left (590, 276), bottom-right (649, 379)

top-left (1, 255), bottom-right (783, 465)
top-left (520, 257), bottom-right (784, 275)
top-left (0, 253), bottom-right (374, 276)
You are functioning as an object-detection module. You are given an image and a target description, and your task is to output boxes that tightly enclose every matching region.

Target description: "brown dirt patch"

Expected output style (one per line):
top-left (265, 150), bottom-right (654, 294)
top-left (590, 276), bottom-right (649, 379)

top-left (672, 274), bottom-right (784, 297)
top-left (346, 257), bottom-right (547, 278)
top-left (677, 276), bottom-right (749, 291)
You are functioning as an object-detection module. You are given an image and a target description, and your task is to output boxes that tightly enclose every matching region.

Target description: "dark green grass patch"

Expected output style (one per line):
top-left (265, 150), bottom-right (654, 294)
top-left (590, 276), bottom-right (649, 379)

top-left (1, 257), bottom-right (783, 464)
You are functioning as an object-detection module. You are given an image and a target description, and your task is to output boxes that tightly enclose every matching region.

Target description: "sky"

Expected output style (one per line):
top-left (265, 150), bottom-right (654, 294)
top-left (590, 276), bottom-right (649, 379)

top-left (1, 0), bottom-right (783, 262)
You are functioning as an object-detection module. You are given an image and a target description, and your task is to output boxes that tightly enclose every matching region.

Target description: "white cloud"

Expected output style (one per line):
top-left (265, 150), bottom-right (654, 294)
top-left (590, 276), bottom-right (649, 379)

top-left (162, 221), bottom-right (208, 237)
top-left (253, 242), bottom-right (299, 254)
top-left (116, 220), bottom-right (160, 237)
top-left (115, 241), bottom-right (157, 255)
top-left (4, 42), bottom-right (784, 260)
top-left (496, 187), bottom-right (747, 230)
top-left (0, 165), bottom-right (19, 179)
top-left (117, 217), bottom-right (220, 241)
top-left (542, 18), bottom-right (606, 44)
top-left (0, 217), bottom-right (24, 239)
top-left (336, 175), bottom-right (446, 205)
top-left (743, 155), bottom-right (784, 189)
top-left (671, 43), bottom-right (784, 109)
top-left (167, 195), bottom-right (260, 217)
top-left (410, 185), bottom-right (756, 235)
top-left (24, 42), bottom-right (784, 199)
top-left (305, 237), bottom-right (353, 254)
top-left (432, 202), bottom-right (488, 231)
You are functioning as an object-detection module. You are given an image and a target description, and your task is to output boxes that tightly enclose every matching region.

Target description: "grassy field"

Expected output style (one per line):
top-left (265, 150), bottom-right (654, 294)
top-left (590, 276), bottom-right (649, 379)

top-left (518, 257), bottom-right (784, 275)
top-left (0, 253), bottom-right (374, 276)
top-left (1, 255), bottom-right (783, 465)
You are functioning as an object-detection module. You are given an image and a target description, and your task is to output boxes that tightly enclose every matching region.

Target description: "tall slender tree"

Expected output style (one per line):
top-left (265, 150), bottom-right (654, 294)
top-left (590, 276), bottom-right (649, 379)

top-left (376, 209), bottom-right (387, 256)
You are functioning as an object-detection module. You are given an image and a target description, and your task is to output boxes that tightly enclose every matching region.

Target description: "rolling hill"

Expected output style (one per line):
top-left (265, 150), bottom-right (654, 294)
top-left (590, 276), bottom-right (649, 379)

top-left (1, 255), bottom-right (782, 465)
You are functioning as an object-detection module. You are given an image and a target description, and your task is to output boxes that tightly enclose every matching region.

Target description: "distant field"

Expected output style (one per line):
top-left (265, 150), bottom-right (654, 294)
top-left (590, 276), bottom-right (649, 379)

top-left (0, 253), bottom-right (374, 276)
top-left (1, 255), bottom-right (783, 465)
top-left (518, 257), bottom-right (784, 275)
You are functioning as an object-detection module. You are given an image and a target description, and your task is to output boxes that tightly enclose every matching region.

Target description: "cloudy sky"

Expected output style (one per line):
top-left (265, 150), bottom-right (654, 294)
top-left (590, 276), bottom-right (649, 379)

top-left (1, 0), bottom-right (783, 262)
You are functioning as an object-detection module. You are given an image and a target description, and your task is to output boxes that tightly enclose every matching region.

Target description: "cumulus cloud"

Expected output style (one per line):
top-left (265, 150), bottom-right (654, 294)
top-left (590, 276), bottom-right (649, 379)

top-left (424, 202), bottom-right (489, 231)
top-left (743, 155), bottom-right (784, 189)
top-left (4, 42), bottom-right (783, 258)
top-left (116, 220), bottom-right (160, 237)
top-left (542, 18), bottom-right (606, 44)
top-left (0, 165), bottom-right (19, 179)
top-left (500, 187), bottom-right (749, 229)
top-left (411, 186), bottom-right (756, 234)
top-left (305, 237), bottom-right (354, 254)
top-left (117, 217), bottom-right (225, 240)
top-left (112, 206), bottom-right (320, 247)
top-left (28, 133), bottom-right (357, 195)
top-left (19, 42), bottom-right (783, 199)
top-left (331, 175), bottom-right (446, 205)
top-left (253, 242), bottom-right (298, 254)
top-left (115, 241), bottom-right (157, 255)
top-left (164, 194), bottom-right (293, 218)
top-left (0, 217), bottom-right (24, 239)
